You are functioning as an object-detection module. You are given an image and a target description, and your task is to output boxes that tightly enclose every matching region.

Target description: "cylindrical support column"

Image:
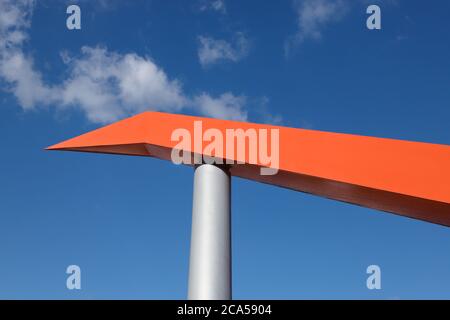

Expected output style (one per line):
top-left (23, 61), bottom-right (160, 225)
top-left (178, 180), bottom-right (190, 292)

top-left (188, 164), bottom-right (231, 300)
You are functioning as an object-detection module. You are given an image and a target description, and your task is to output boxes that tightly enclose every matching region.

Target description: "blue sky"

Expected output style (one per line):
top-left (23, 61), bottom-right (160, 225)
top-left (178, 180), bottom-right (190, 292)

top-left (0, 0), bottom-right (449, 299)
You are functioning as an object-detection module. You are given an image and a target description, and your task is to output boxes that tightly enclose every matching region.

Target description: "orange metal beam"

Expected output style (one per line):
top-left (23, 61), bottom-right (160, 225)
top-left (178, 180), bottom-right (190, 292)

top-left (47, 111), bottom-right (450, 226)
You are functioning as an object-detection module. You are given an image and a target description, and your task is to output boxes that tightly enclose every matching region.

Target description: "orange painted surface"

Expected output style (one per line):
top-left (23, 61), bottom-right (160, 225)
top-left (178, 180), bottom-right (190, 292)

top-left (47, 111), bottom-right (450, 226)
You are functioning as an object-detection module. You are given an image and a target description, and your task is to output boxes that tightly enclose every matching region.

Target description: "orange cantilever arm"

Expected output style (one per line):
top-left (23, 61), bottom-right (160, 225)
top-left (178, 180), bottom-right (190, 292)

top-left (47, 111), bottom-right (450, 226)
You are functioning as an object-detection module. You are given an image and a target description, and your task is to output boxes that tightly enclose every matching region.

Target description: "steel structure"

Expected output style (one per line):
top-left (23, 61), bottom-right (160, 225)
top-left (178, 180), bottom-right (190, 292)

top-left (47, 111), bottom-right (450, 299)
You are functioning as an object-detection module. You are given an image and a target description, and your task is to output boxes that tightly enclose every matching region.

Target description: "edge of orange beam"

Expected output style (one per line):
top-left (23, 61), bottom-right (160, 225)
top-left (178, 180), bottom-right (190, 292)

top-left (47, 111), bottom-right (450, 227)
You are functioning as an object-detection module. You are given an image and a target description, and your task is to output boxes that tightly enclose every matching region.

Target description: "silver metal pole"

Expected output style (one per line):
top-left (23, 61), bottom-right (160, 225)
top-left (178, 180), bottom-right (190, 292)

top-left (188, 164), bottom-right (231, 300)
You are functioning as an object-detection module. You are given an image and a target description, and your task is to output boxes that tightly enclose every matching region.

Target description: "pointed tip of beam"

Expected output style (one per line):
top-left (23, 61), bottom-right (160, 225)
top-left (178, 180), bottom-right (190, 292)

top-left (45, 140), bottom-right (82, 151)
top-left (45, 144), bottom-right (64, 151)
top-left (44, 111), bottom-right (153, 152)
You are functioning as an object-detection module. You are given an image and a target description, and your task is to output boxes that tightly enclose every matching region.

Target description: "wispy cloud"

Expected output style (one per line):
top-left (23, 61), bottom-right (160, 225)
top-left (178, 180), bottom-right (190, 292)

top-left (199, 0), bottom-right (226, 14)
top-left (285, 0), bottom-right (402, 56)
top-left (285, 0), bottom-right (349, 56)
top-left (198, 33), bottom-right (249, 68)
top-left (194, 92), bottom-right (247, 121)
top-left (252, 96), bottom-right (284, 125)
top-left (0, 0), bottom-right (248, 123)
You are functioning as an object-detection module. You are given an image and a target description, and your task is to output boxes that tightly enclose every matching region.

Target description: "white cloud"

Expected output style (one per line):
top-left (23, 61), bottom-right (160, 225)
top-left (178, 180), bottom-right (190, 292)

top-left (194, 92), bottom-right (247, 121)
top-left (0, 0), bottom-right (249, 123)
top-left (0, 0), bottom-right (33, 37)
top-left (0, 0), bottom-right (53, 109)
top-left (199, 0), bottom-right (226, 14)
top-left (60, 47), bottom-right (187, 122)
top-left (285, 0), bottom-right (349, 55)
top-left (0, 51), bottom-right (57, 109)
top-left (198, 33), bottom-right (249, 67)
